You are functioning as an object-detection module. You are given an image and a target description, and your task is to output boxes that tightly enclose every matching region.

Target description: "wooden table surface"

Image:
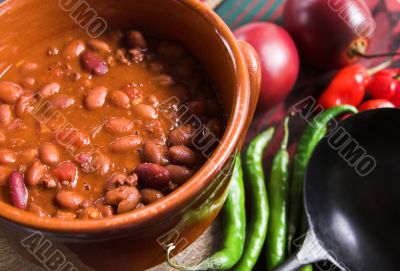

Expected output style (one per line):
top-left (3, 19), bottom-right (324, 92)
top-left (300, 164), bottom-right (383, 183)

top-left (0, 218), bottom-right (222, 271)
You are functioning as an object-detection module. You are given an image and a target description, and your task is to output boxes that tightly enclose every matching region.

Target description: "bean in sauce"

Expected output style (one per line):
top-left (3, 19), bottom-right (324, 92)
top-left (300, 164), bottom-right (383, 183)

top-left (0, 30), bottom-right (224, 220)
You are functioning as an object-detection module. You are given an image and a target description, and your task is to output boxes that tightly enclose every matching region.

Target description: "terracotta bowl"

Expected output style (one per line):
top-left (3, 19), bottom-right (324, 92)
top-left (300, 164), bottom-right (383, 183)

top-left (0, 0), bottom-right (260, 270)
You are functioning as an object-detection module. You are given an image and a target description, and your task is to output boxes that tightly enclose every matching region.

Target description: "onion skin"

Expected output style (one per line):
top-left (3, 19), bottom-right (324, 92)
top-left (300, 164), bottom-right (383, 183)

top-left (234, 22), bottom-right (300, 109)
top-left (283, 0), bottom-right (375, 70)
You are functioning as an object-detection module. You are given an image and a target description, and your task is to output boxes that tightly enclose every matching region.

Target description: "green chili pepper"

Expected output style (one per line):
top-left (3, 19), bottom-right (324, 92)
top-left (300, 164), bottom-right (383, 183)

top-left (235, 127), bottom-right (275, 271)
top-left (287, 105), bottom-right (358, 253)
top-left (167, 155), bottom-right (246, 271)
top-left (266, 117), bottom-right (290, 270)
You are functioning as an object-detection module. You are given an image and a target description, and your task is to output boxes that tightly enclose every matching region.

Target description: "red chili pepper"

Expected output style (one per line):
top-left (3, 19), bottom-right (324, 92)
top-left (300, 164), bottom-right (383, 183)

top-left (368, 69), bottom-right (400, 100)
top-left (358, 99), bottom-right (395, 112)
top-left (318, 65), bottom-right (371, 109)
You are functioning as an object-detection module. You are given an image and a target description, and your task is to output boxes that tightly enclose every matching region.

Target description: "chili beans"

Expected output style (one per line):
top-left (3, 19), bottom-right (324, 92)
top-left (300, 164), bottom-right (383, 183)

top-left (56, 191), bottom-right (85, 210)
top-left (85, 86), bottom-right (108, 110)
top-left (168, 146), bottom-right (197, 167)
top-left (141, 141), bottom-right (168, 165)
top-left (104, 117), bottom-right (134, 135)
top-left (39, 143), bottom-right (60, 164)
top-left (39, 82), bottom-right (60, 98)
top-left (131, 104), bottom-right (157, 120)
top-left (0, 82), bottom-right (23, 104)
top-left (135, 163), bottom-right (171, 189)
top-left (140, 189), bottom-right (163, 205)
top-left (108, 90), bottom-right (130, 108)
top-left (26, 160), bottom-right (47, 186)
top-left (80, 51), bottom-right (109, 76)
top-left (0, 29), bottom-right (223, 220)
top-left (105, 186), bottom-right (140, 213)
top-left (0, 104), bottom-right (13, 126)
top-left (8, 171), bottom-right (28, 209)
top-left (63, 39), bottom-right (86, 59)
top-left (166, 165), bottom-right (193, 185)
top-left (109, 135), bottom-right (142, 153)
top-left (168, 124), bottom-right (196, 147)
top-left (0, 148), bottom-right (17, 165)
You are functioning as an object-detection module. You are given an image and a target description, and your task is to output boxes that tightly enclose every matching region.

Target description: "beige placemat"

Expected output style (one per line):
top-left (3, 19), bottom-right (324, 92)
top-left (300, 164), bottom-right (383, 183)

top-left (0, 218), bottom-right (222, 271)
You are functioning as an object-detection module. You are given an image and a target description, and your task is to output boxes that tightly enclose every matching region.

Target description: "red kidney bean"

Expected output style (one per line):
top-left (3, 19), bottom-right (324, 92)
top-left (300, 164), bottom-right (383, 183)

top-left (168, 124), bottom-right (197, 147)
top-left (8, 171), bottom-right (28, 209)
top-left (0, 148), bottom-right (16, 165)
top-left (108, 90), bottom-right (130, 108)
top-left (206, 118), bottom-right (223, 138)
top-left (80, 51), bottom-right (109, 76)
top-left (0, 165), bottom-right (11, 185)
top-left (187, 100), bottom-right (207, 117)
top-left (96, 203), bottom-right (114, 217)
top-left (55, 191), bottom-right (85, 210)
top-left (87, 39), bottom-right (111, 53)
top-left (158, 42), bottom-right (185, 60)
top-left (52, 161), bottom-right (78, 187)
top-left (135, 163), bottom-right (170, 189)
top-left (140, 189), bottom-right (163, 205)
top-left (53, 210), bottom-right (77, 220)
top-left (104, 173), bottom-right (138, 192)
top-left (55, 129), bottom-right (90, 148)
top-left (26, 160), bottom-right (48, 186)
top-left (84, 86), bottom-right (108, 110)
top-left (168, 146), bottom-right (197, 167)
top-left (78, 207), bottom-right (102, 220)
top-left (15, 93), bottom-right (36, 118)
top-left (104, 117), bottom-right (134, 135)
top-left (20, 77), bottom-right (36, 89)
top-left (28, 203), bottom-right (49, 218)
top-left (152, 74), bottom-right (175, 87)
top-left (39, 82), bottom-right (60, 98)
top-left (131, 104), bottom-right (157, 120)
top-left (0, 104), bottom-right (13, 126)
top-left (0, 82), bottom-right (23, 104)
top-left (63, 39), bottom-right (86, 59)
top-left (19, 62), bottom-right (38, 75)
top-left (140, 141), bottom-right (168, 165)
top-left (49, 94), bottom-right (75, 109)
top-left (166, 165), bottom-right (194, 185)
top-left (127, 30), bottom-right (147, 49)
top-left (109, 135), bottom-right (142, 153)
top-left (105, 186), bottom-right (140, 213)
top-left (39, 143), bottom-right (60, 164)
top-left (19, 148), bottom-right (39, 164)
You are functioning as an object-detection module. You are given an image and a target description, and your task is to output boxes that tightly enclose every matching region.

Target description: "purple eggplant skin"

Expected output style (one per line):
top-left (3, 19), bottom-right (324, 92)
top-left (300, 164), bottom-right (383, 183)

top-left (8, 171), bottom-right (28, 210)
top-left (283, 0), bottom-right (375, 70)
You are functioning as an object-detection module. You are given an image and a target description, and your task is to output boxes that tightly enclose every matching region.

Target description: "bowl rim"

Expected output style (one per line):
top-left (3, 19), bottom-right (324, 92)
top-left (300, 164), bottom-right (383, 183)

top-left (0, 0), bottom-right (251, 233)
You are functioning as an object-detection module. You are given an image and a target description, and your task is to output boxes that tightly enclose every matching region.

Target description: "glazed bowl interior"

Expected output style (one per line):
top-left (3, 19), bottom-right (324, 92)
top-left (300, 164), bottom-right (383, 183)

top-left (0, 0), bottom-right (249, 233)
